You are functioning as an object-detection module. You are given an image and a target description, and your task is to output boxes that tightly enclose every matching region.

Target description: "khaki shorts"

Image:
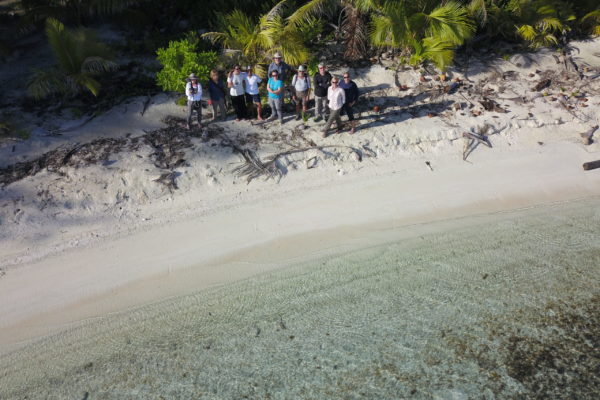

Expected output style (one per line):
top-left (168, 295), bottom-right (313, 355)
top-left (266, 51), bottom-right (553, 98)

top-left (295, 90), bottom-right (309, 107)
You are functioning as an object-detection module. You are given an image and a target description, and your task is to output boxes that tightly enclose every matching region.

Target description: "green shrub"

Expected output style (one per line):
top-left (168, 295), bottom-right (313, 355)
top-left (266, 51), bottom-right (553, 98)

top-left (156, 39), bottom-right (217, 93)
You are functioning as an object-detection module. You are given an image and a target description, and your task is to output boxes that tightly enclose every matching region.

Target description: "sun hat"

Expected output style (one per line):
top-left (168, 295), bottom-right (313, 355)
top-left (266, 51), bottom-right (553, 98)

top-left (246, 65), bottom-right (253, 70)
top-left (298, 65), bottom-right (306, 72)
top-left (188, 73), bottom-right (198, 80)
top-left (273, 52), bottom-right (282, 58)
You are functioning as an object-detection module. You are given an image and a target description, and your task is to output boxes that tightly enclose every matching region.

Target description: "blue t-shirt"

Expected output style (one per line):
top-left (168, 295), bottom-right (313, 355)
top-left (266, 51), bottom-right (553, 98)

top-left (268, 78), bottom-right (283, 99)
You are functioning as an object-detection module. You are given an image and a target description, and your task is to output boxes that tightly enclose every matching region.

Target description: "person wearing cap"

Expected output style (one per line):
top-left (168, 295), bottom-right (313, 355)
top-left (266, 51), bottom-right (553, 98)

top-left (267, 69), bottom-right (284, 124)
top-left (291, 65), bottom-right (311, 120)
top-left (227, 64), bottom-right (247, 121)
top-left (267, 52), bottom-right (290, 83)
top-left (185, 73), bottom-right (203, 130)
top-left (244, 65), bottom-right (264, 121)
top-left (208, 69), bottom-right (227, 121)
top-left (313, 63), bottom-right (332, 122)
top-left (322, 75), bottom-right (345, 137)
top-left (338, 71), bottom-right (359, 134)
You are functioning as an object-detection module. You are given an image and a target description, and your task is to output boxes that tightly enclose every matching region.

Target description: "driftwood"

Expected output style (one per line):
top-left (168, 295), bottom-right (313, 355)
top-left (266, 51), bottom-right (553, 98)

top-left (580, 125), bottom-right (598, 145)
top-left (140, 93), bottom-right (152, 116)
top-left (583, 160), bottom-right (600, 171)
top-left (462, 131), bottom-right (492, 161)
top-left (232, 144), bottom-right (370, 183)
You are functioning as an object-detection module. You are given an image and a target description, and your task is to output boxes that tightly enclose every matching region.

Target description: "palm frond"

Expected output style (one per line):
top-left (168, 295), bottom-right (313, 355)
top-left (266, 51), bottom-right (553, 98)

top-left (287, 0), bottom-right (336, 27)
top-left (27, 68), bottom-right (68, 99)
top-left (81, 56), bottom-right (117, 73)
top-left (425, 1), bottom-right (475, 46)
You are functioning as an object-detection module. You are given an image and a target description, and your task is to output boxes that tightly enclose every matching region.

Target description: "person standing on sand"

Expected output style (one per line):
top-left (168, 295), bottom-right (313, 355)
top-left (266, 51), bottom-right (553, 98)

top-left (244, 65), bottom-right (264, 121)
top-left (322, 76), bottom-right (345, 137)
top-left (208, 69), bottom-right (227, 122)
top-left (268, 52), bottom-right (290, 83)
top-left (185, 73), bottom-right (203, 130)
top-left (267, 70), bottom-right (284, 124)
top-left (338, 72), bottom-right (359, 134)
top-left (227, 65), bottom-right (247, 121)
top-left (292, 65), bottom-right (311, 120)
top-left (313, 63), bottom-right (332, 122)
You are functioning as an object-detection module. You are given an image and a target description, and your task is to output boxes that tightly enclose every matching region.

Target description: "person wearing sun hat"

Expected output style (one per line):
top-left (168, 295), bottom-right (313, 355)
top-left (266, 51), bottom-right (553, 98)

top-left (291, 65), bottom-right (311, 120)
top-left (267, 51), bottom-right (291, 83)
top-left (185, 73), bottom-right (203, 130)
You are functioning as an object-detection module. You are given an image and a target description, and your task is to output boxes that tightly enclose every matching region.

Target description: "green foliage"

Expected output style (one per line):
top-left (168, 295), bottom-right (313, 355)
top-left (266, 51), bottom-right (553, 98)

top-left (369, 0), bottom-right (475, 71)
top-left (202, 0), bottom-right (308, 76)
top-left (289, 0), bottom-right (379, 61)
top-left (155, 39), bottom-right (217, 92)
top-left (27, 18), bottom-right (117, 100)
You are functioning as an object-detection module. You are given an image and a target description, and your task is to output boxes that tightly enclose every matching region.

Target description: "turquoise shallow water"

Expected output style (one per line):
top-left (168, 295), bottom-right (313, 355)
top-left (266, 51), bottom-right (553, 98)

top-left (1, 198), bottom-right (599, 399)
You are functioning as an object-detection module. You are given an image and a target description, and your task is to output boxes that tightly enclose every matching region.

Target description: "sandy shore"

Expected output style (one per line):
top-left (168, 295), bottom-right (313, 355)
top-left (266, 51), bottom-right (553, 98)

top-left (1, 38), bottom-right (600, 357)
top-left (1, 138), bottom-right (599, 353)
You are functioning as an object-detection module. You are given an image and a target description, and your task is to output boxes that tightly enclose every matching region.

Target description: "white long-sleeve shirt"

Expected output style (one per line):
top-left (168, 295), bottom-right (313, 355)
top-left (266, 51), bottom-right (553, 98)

top-left (186, 81), bottom-right (202, 101)
top-left (327, 86), bottom-right (345, 111)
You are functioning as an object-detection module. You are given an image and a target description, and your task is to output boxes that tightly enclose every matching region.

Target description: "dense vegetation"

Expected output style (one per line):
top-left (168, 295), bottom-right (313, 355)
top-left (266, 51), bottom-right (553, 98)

top-left (0, 0), bottom-right (598, 105)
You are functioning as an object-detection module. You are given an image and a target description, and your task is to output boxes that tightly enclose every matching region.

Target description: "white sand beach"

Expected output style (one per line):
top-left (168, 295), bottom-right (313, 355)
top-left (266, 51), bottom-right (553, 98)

top-left (1, 37), bottom-right (600, 397)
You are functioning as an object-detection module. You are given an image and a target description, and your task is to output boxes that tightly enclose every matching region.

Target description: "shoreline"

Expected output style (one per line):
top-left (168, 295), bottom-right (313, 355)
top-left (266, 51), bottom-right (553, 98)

top-left (1, 140), bottom-right (599, 354)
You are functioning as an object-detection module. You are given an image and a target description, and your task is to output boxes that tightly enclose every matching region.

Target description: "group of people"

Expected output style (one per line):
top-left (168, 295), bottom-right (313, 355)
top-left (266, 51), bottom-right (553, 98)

top-left (184, 52), bottom-right (360, 137)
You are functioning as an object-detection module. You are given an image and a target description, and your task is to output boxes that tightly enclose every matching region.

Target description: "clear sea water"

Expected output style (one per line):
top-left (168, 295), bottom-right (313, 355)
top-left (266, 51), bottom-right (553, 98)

top-left (1, 198), bottom-right (599, 399)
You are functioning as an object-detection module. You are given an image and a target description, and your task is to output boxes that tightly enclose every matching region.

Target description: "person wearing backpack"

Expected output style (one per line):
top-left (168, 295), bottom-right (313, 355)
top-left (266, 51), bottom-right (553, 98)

top-left (208, 69), bottom-right (227, 121)
top-left (292, 65), bottom-right (311, 120)
top-left (185, 73), bottom-right (203, 130)
top-left (313, 63), bottom-right (332, 122)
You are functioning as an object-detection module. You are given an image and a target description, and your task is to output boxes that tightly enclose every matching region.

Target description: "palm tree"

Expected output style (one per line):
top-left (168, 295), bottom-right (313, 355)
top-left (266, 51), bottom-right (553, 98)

top-left (201, 0), bottom-right (309, 76)
top-left (512, 0), bottom-right (576, 48)
top-left (288, 0), bottom-right (379, 61)
top-left (28, 18), bottom-right (117, 99)
top-left (369, 0), bottom-right (475, 71)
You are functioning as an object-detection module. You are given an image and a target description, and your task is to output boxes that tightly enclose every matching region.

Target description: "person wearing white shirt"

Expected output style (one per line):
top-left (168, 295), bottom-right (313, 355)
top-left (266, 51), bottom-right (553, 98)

top-left (185, 73), bottom-right (203, 130)
top-left (244, 65), bottom-right (263, 121)
top-left (292, 65), bottom-right (311, 120)
top-left (322, 76), bottom-right (345, 137)
top-left (227, 65), bottom-right (247, 121)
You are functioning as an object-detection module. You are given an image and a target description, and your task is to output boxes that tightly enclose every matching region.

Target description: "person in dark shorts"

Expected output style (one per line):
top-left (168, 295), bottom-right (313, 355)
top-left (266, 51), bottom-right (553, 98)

top-left (244, 65), bottom-right (263, 120)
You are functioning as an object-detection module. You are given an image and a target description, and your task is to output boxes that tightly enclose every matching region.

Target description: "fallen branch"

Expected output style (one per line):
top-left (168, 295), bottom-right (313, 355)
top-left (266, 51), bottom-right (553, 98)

top-left (583, 160), bottom-right (600, 171)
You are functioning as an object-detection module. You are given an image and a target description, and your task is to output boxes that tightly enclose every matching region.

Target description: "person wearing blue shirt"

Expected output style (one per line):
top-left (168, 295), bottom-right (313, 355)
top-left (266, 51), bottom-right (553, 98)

top-left (338, 72), bottom-right (359, 134)
top-left (267, 70), bottom-right (284, 124)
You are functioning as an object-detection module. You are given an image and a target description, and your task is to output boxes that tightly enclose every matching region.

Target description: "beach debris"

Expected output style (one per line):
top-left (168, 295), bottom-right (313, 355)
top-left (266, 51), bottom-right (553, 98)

top-left (306, 156), bottom-right (318, 169)
top-left (278, 316), bottom-right (287, 330)
top-left (153, 172), bottom-right (179, 192)
top-left (425, 161), bottom-right (433, 171)
top-left (479, 97), bottom-right (506, 113)
top-left (533, 79), bottom-right (551, 92)
top-left (580, 125), bottom-right (598, 145)
top-left (583, 160), bottom-right (600, 171)
top-left (140, 92), bottom-right (152, 116)
top-left (462, 129), bottom-right (492, 161)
